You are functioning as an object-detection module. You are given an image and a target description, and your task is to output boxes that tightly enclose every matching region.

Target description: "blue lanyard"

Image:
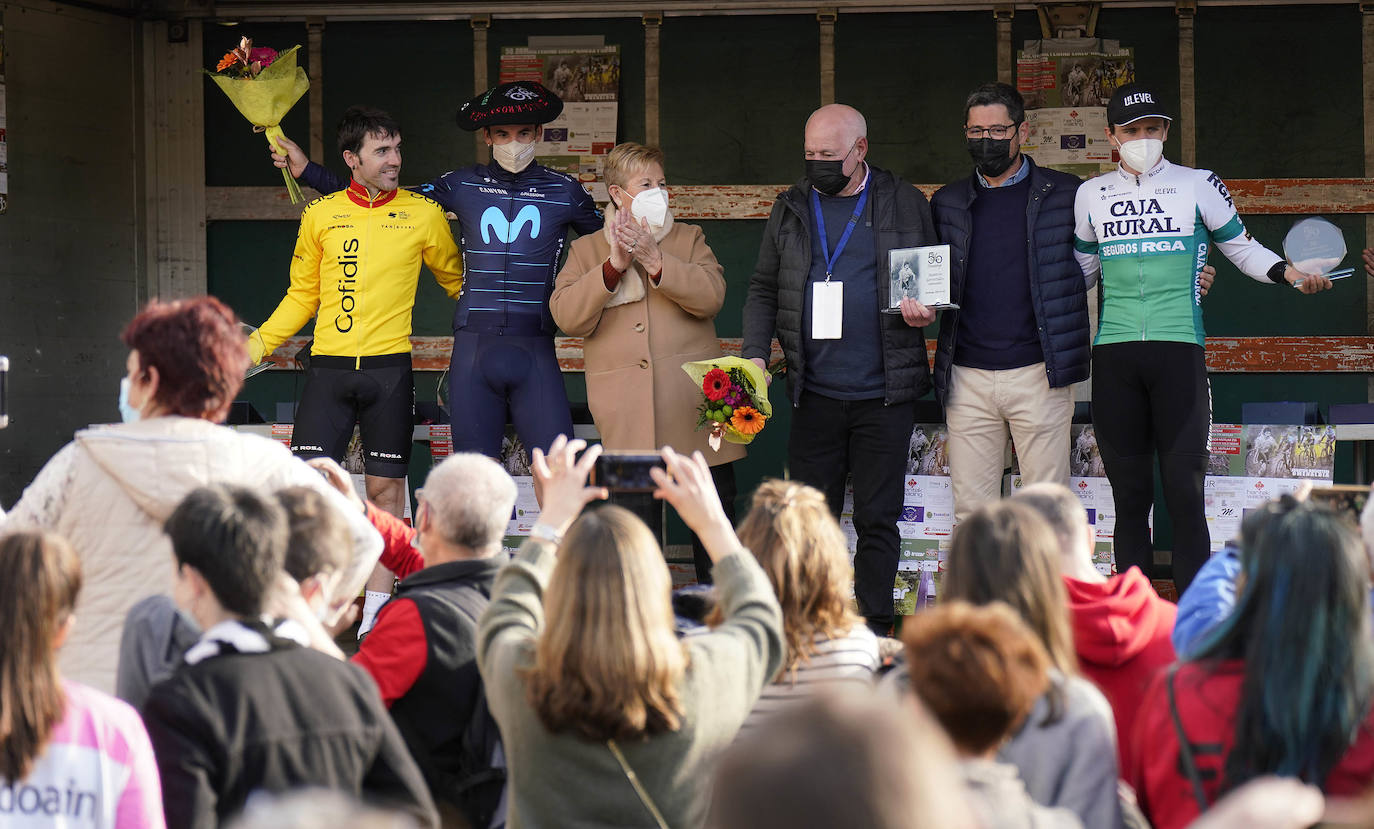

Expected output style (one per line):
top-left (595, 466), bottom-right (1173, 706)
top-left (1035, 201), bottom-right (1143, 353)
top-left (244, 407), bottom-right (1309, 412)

top-left (811, 187), bottom-right (869, 282)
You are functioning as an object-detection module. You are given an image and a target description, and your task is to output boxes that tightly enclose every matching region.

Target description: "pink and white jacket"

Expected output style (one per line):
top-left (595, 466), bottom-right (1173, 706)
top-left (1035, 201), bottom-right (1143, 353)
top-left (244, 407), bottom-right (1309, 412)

top-left (0, 680), bottom-right (164, 828)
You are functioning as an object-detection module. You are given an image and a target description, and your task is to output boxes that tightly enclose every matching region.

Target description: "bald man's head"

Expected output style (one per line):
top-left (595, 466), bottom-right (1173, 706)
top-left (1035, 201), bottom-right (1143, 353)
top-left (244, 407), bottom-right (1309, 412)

top-left (806, 104), bottom-right (867, 147)
top-left (804, 104), bottom-right (869, 196)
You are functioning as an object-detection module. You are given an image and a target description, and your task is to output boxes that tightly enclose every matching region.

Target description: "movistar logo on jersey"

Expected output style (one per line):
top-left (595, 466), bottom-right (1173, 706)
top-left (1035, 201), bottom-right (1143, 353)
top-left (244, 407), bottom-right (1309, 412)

top-left (1099, 198), bottom-right (1182, 239)
top-left (481, 205), bottom-right (541, 244)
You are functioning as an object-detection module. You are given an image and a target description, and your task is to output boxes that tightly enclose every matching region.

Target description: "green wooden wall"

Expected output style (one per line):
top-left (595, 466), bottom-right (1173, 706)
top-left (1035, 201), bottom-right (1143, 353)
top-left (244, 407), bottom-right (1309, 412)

top-left (204, 7), bottom-right (1370, 549)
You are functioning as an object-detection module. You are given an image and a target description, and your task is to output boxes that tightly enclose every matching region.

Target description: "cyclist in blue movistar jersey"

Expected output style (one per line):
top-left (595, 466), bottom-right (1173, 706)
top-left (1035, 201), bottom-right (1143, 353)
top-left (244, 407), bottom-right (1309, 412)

top-left (1072, 84), bottom-right (1332, 593)
top-left (274, 82), bottom-right (602, 464)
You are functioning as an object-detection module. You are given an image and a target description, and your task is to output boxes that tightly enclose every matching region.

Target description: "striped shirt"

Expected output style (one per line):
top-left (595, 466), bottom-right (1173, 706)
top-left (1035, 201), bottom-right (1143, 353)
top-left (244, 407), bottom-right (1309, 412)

top-left (738, 625), bottom-right (881, 734)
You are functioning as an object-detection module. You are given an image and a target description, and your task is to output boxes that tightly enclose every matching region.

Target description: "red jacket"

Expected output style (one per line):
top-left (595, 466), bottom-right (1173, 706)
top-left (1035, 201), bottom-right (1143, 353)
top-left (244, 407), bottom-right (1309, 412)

top-left (1064, 566), bottom-right (1177, 769)
top-left (1129, 661), bottom-right (1374, 829)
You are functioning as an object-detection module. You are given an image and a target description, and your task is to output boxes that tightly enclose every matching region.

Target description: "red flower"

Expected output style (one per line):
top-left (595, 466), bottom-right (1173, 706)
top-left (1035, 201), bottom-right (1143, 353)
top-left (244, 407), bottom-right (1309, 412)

top-left (248, 47), bottom-right (279, 66)
top-left (703, 368), bottom-right (731, 402)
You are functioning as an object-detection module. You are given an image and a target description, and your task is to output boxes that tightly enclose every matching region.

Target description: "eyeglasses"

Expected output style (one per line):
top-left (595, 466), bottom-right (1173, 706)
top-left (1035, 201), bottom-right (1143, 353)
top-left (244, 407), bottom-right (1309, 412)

top-left (964, 123), bottom-right (1019, 140)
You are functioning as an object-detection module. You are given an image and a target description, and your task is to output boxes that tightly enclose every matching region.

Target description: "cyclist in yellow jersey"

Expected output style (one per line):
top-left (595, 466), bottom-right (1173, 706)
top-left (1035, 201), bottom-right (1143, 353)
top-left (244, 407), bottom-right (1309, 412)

top-left (248, 106), bottom-right (461, 517)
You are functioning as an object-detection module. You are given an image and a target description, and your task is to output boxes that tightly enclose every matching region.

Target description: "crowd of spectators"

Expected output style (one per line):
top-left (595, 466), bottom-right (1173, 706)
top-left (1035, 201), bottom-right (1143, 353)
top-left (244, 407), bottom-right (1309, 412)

top-left (2, 296), bottom-right (1372, 829)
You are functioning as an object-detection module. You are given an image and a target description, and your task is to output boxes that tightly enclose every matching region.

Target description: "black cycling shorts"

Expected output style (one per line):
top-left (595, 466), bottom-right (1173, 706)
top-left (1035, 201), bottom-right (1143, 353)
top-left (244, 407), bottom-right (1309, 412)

top-left (290, 353), bottom-right (414, 478)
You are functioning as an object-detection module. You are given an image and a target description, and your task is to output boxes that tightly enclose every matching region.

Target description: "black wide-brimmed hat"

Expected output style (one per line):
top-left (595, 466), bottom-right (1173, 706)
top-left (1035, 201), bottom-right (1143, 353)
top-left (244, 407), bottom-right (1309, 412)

top-left (455, 81), bottom-right (564, 131)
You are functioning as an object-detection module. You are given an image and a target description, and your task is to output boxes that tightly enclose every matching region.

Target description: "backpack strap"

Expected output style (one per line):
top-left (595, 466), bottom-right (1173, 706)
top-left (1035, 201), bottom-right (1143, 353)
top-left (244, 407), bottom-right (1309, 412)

top-left (1167, 663), bottom-right (1211, 813)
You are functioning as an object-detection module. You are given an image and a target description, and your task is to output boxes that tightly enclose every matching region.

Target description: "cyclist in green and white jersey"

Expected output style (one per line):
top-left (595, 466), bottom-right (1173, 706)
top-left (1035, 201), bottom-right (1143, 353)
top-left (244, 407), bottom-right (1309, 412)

top-left (1072, 83), bottom-right (1331, 593)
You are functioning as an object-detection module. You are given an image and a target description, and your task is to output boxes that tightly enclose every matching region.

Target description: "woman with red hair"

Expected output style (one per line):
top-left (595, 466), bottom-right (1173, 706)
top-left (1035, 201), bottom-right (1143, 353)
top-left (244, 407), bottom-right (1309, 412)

top-left (0, 297), bottom-right (381, 694)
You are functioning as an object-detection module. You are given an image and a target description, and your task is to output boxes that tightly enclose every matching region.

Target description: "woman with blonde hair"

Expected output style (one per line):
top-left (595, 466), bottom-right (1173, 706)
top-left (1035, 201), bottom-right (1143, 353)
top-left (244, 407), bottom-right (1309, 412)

top-left (551, 142), bottom-right (738, 583)
top-left (0, 531), bottom-right (164, 828)
top-left (724, 479), bottom-right (880, 732)
top-left (477, 437), bottom-right (784, 829)
top-left (938, 500), bottom-right (1122, 829)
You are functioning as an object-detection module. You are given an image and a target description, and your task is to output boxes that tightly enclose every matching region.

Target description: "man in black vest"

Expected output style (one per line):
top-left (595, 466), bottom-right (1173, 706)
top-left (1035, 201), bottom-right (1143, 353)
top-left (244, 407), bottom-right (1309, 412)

top-left (343, 452), bottom-right (518, 826)
top-left (743, 103), bottom-right (937, 637)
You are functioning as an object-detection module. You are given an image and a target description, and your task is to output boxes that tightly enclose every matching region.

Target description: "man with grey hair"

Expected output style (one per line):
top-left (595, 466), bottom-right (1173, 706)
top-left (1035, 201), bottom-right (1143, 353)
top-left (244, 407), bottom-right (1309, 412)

top-left (743, 103), bottom-right (936, 636)
top-left (1014, 481), bottom-right (1175, 768)
top-left (319, 453), bottom-right (517, 826)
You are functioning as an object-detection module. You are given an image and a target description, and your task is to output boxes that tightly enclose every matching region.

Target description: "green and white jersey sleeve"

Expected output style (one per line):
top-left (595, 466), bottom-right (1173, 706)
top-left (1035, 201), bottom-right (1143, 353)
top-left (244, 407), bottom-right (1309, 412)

top-left (1072, 159), bottom-right (1282, 347)
top-left (1193, 168), bottom-right (1283, 282)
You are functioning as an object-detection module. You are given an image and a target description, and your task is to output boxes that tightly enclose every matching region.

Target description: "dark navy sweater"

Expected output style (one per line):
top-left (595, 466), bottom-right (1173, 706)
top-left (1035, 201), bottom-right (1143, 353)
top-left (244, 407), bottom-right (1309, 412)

top-left (953, 175), bottom-right (1045, 370)
top-left (801, 190), bottom-right (885, 399)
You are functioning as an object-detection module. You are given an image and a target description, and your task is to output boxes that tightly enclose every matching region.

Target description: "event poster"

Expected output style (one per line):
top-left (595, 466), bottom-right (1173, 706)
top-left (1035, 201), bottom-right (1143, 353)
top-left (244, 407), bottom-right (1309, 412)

top-left (499, 45), bottom-right (620, 201)
top-left (1016, 39), bottom-right (1133, 177)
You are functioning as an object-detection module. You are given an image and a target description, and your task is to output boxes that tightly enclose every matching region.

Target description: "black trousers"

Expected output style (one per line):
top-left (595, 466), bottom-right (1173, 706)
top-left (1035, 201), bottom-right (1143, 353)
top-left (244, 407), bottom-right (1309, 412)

top-left (1091, 341), bottom-right (1211, 593)
top-left (788, 391), bottom-right (915, 634)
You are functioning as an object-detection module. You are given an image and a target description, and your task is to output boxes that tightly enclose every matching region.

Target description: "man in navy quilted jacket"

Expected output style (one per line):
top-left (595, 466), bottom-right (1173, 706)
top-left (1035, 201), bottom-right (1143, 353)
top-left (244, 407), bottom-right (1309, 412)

top-left (930, 82), bottom-right (1091, 523)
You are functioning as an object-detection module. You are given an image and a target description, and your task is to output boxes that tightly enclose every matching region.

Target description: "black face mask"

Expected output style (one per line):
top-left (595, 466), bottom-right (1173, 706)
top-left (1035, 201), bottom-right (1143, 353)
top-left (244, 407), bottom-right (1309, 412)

top-left (967, 138), bottom-right (1017, 178)
top-left (805, 159), bottom-right (852, 196)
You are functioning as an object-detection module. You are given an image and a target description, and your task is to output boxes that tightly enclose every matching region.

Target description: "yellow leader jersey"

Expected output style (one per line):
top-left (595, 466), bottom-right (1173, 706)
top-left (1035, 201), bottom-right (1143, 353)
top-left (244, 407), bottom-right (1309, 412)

top-left (256, 182), bottom-right (463, 361)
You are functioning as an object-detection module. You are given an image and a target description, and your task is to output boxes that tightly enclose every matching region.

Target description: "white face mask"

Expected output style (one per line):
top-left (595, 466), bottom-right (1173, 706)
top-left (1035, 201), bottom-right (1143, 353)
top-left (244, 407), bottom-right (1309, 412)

top-left (629, 187), bottom-right (670, 228)
top-left (491, 139), bottom-right (536, 173)
top-left (1116, 138), bottom-right (1164, 173)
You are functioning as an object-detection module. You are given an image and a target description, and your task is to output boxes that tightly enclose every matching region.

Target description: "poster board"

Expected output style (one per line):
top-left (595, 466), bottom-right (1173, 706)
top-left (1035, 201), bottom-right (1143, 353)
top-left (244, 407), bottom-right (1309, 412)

top-left (499, 45), bottom-right (620, 202)
top-left (1016, 38), bottom-right (1134, 177)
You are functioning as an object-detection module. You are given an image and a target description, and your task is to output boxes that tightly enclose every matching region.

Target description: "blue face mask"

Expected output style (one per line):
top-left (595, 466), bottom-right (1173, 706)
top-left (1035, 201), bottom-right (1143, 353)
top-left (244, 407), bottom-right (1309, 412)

top-left (118, 377), bottom-right (141, 423)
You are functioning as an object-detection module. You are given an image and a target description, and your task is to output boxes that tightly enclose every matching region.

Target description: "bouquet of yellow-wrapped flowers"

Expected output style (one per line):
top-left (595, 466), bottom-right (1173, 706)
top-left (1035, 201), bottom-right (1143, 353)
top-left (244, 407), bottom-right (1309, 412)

top-left (682, 356), bottom-right (772, 450)
top-left (205, 37), bottom-right (309, 203)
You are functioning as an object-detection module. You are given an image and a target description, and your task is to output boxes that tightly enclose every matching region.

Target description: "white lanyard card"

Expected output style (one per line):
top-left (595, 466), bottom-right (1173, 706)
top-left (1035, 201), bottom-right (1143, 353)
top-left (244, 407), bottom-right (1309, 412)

top-left (812, 280), bottom-right (844, 339)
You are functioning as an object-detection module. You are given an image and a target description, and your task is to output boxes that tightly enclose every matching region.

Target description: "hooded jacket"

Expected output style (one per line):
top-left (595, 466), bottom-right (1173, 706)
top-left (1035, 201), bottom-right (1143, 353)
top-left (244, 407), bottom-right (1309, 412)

top-left (0, 416), bottom-right (383, 693)
top-left (1064, 566), bottom-right (1177, 768)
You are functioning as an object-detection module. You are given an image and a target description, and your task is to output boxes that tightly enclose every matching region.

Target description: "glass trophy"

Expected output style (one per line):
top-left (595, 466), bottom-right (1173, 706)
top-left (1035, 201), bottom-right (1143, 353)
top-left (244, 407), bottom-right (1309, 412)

top-left (1283, 217), bottom-right (1354, 283)
top-left (242, 324), bottom-right (275, 379)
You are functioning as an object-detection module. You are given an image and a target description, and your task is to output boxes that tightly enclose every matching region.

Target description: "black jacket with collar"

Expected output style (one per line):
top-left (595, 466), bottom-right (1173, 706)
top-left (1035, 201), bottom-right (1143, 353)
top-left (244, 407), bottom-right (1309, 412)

top-left (930, 156), bottom-right (1090, 402)
top-left (742, 164), bottom-right (937, 407)
top-left (142, 621), bottom-right (438, 829)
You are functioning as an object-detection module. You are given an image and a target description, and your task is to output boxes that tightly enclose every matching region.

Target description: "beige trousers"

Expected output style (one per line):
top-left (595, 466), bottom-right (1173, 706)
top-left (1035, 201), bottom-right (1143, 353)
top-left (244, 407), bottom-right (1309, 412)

top-left (946, 362), bottom-right (1073, 523)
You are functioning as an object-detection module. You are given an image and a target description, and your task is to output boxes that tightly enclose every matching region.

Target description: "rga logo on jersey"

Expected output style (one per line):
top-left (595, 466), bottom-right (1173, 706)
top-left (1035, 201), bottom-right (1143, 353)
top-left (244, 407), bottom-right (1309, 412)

top-left (1206, 173), bottom-right (1235, 209)
top-left (335, 238), bottom-right (360, 332)
top-left (480, 205), bottom-right (541, 244)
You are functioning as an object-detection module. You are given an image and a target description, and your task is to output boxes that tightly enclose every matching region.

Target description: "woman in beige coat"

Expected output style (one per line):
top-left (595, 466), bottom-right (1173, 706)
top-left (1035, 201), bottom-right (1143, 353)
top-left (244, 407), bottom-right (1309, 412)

top-left (551, 142), bottom-right (742, 582)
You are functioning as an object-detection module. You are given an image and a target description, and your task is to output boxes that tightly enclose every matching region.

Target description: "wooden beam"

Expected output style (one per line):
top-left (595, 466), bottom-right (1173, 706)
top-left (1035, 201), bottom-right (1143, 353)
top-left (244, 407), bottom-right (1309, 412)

top-left (306, 18), bottom-right (325, 162)
top-left (818, 8), bottom-right (837, 106)
top-left (1177, 0), bottom-right (1197, 167)
top-left (1364, 0), bottom-right (1374, 404)
top-left (143, 19), bottom-right (207, 299)
top-left (644, 12), bottom-right (663, 145)
top-left (994, 5), bottom-right (1014, 85)
top-left (248, 335), bottom-right (1374, 374)
top-left (472, 15), bottom-right (491, 163)
top-left (208, 178), bottom-right (1374, 221)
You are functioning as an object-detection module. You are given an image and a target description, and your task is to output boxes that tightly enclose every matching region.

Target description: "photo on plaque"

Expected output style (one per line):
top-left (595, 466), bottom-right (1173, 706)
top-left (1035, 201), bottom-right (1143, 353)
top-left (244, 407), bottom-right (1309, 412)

top-left (887, 244), bottom-right (958, 311)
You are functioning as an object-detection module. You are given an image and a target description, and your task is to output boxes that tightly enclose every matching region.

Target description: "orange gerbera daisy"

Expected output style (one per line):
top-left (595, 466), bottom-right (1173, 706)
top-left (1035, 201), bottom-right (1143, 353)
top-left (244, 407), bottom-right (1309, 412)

top-left (216, 51), bottom-right (240, 72)
top-left (730, 407), bottom-right (765, 435)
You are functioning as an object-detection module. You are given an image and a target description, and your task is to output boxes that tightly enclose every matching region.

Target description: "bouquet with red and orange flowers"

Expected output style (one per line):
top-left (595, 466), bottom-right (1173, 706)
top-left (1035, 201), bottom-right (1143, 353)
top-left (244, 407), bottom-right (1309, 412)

top-left (682, 357), bottom-right (772, 450)
top-left (205, 37), bottom-right (309, 203)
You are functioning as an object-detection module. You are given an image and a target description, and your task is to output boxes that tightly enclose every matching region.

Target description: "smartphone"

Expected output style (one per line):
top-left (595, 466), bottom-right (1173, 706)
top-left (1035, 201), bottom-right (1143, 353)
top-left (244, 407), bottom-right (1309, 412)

top-left (591, 451), bottom-right (664, 494)
top-left (0, 356), bottom-right (9, 429)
